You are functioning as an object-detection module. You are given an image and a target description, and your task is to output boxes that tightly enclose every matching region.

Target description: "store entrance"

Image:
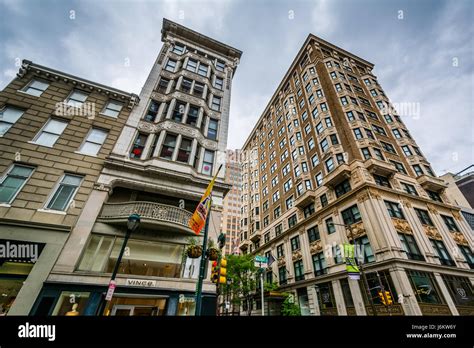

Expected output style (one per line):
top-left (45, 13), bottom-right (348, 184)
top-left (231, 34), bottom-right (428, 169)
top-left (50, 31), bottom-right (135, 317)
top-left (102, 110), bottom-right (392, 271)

top-left (104, 295), bottom-right (167, 316)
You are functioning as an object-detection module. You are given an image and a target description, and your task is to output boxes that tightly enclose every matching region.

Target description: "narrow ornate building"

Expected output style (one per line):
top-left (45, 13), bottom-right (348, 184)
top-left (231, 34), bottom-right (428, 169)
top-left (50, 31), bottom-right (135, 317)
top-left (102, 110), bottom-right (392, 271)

top-left (32, 19), bottom-right (242, 316)
top-left (239, 34), bottom-right (474, 316)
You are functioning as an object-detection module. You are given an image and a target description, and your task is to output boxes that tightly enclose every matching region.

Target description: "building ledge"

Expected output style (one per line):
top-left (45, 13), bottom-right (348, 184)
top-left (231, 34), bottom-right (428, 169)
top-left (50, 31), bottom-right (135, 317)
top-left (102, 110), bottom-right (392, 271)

top-left (365, 158), bottom-right (396, 177)
top-left (417, 175), bottom-right (447, 192)
top-left (294, 189), bottom-right (316, 208)
top-left (324, 163), bottom-right (351, 188)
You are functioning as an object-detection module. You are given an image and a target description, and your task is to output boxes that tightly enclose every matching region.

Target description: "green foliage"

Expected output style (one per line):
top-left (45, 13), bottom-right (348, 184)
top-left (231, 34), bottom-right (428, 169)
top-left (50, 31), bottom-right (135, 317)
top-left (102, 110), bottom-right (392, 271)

top-left (281, 295), bottom-right (301, 316)
top-left (263, 282), bottom-right (279, 292)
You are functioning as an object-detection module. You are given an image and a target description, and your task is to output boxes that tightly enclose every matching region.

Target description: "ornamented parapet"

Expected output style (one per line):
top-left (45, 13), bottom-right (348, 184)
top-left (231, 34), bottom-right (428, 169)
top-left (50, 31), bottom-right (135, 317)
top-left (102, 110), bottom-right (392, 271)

top-left (310, 240), bottom-right (323, 254)
top-left (347, 221), bottom-right (366, 240)
top-left (422, 224), bottom-right (442, 240)
top-left (277, 256), bottom-right (286, 267)
top-left (391, 217), bottom-right (413, 234)
top-left (292, 249), bottom-right (303, 262)
top-left (451, 231), bottom-right (469, 246)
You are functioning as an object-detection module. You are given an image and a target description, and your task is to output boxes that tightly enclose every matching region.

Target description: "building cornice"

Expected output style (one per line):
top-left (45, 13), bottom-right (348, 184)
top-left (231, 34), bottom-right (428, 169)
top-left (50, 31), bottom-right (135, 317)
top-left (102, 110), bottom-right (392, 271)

top-left (17, 60), bottom-right (140, 109)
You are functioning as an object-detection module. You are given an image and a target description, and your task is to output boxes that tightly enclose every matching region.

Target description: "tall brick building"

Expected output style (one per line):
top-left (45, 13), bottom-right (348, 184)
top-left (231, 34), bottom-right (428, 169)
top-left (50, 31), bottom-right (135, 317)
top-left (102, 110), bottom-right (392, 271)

top-left (0, 60), bottom-right (138, 315)
top-left (31, 19), bottom-right (242, 316)
top-left (239, 34), bottom-right (474, 316)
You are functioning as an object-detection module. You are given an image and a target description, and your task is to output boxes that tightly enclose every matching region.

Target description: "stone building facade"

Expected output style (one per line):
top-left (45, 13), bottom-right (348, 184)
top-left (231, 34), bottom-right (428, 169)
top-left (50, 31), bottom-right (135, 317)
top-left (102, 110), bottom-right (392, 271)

top-left (32, 19), bottom-right (242, 316)
top-left (239, 34), bottom-right (474, 316)
top-left (0, 60), bottom-right (138, 315)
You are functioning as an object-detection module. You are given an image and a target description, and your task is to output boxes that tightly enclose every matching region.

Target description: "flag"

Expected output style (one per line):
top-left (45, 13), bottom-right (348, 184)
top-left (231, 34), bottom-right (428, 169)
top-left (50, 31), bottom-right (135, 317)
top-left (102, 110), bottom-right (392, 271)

top-left (267, 253), bottom-right (276, 267)
top-left (189, 164), bottom-right (222, 234)
top-left (344, 243), bottom-right (360, 280)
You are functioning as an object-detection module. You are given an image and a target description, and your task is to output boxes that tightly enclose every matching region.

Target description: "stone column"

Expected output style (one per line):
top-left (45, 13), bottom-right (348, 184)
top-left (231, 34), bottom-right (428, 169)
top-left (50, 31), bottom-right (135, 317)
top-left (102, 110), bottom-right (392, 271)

top-left (348, 279), bottom-right (367, 315)
top-left (141, 133), bottom-right (156, 160)
top-left (308, 284), bottom-right (320, 315)
top-left (152, 130), bottom-right (166, 158)
top-left (332, 279), bottom-right (347, 315)
top-left (172, 134), bottom-right (182, 162)
top-left (389, 266), bottom-right (422, 315)
top-left (189, 139), bottom-right (198, 166)
top-left (165, 98), bottom-right (176, 119)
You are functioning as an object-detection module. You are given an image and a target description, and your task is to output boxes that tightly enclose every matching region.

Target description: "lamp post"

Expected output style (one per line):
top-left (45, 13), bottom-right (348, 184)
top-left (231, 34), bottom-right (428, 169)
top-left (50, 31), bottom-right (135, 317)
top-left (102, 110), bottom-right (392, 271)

top-left (99, 212), bottom-right (141, 315)
top-left (328, 222), bottom-right (377, 316)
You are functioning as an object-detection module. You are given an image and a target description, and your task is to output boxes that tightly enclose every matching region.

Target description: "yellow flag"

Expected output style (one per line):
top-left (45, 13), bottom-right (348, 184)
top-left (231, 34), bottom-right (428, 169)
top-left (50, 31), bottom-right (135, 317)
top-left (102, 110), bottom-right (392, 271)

top-left (189, 165), bottom-right (222, 234)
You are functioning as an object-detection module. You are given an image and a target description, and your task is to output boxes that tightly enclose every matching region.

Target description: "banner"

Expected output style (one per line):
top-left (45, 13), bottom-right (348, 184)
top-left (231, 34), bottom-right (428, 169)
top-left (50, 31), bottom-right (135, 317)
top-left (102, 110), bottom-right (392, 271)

top-left (344, 243), bottom-right (360, 280)
top-left (188, 165), bottom-right (222, 234)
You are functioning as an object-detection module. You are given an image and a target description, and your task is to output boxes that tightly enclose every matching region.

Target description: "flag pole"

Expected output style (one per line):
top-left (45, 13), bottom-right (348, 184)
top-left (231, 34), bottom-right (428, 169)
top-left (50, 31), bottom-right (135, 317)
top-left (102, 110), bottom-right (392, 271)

top-left (194, 164), bottom-right (223, 316)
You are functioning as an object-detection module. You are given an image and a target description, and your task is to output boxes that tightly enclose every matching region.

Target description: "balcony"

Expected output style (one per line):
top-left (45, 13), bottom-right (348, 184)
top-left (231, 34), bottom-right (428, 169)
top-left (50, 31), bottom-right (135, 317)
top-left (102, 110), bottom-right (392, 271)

top-left (250, 230), bottom-right (261, 242)
top-left (98, 201), bottom-right (193, 234)
top-left (239, 240), bottom-right (251, 251)
top-left (324, 163), bottom-right (351, 188)
top-left (365, 158), bottom-right (396, 177)
top-left (294, 189), bottom-right (316, 208)
top-left (416, 175), bottom-right (447, 192)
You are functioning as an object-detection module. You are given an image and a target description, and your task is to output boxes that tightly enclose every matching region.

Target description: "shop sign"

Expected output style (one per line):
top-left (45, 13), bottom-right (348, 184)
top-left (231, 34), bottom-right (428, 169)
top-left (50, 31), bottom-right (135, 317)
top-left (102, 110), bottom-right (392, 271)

top-left (125, 279), bottom-right (157, 287)
top-left (105, 280), bottom-right (116, 301)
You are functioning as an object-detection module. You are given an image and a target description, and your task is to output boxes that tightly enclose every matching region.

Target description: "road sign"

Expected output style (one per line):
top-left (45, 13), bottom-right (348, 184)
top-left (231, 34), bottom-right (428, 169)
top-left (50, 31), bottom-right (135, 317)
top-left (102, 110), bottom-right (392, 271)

top-left (255, 255), bottom-right (268, 263)
top-left (254, 261), bottom-right (268, 268)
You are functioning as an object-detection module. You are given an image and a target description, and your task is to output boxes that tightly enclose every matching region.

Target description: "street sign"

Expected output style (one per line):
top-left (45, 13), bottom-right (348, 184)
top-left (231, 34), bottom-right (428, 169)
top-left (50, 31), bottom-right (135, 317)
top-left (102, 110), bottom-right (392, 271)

top-left (254, 261), bottom-right (268, 268)
top-left (105, 280), bottom-right (116, 301)
top-left (255, 255), bottom-right (268, 269)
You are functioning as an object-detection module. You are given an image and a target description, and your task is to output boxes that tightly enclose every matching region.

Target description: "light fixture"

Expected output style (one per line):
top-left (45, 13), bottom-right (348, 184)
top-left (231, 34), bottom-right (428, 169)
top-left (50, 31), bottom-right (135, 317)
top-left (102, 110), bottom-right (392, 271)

top-left (127, 213), bottom-right (141, 232)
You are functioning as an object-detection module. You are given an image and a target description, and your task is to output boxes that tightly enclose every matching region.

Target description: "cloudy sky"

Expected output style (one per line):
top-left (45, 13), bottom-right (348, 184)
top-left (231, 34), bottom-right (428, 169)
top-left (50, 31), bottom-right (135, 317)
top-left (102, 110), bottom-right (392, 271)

top-left (0, 0), bottom-right (472, 175)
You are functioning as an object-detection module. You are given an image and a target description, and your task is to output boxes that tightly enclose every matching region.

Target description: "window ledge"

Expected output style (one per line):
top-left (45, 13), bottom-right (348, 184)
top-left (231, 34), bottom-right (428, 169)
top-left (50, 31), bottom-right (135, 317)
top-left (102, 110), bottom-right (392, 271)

top-left (98, 112), bottom-right (118, 119)
top-left (37, 208), bottom-right (67, 215)
top-left (74, 150), bottom-right (98, 158)
top-left (0, 203), bottom-right (11, 208)
top-left (16, 90), bottom-right (42, 97)
top-left (27, 141), bottom-right (54, 148)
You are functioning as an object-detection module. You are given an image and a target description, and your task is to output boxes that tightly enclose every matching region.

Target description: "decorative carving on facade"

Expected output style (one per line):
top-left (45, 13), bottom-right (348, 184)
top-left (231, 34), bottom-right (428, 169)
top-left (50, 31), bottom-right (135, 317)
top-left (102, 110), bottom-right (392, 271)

top-left (292, 249), bottom-right (303, 262)
top-left (401, 199), bottom-right (412, 208)
top-left (451, 210), bottom-right (462, 221)
top-left (357, 191), bottom-right (369, 203)
top-left (93, 183), bottom-right (112, 192)
top-left (422, 225), bottom-right (442, 240)
top-left (277, 256), bottom-right (286, 267)
top-left (310, 240), bottom-right (323, 254)
top-left (347, 221), bottom-right (366, 240)
top-left (17, 60), bottom-right (32, 78)
top-left (391, 217), bottom-right (413, 234)
top-left (426, 204), bottom-right (438, 215)
top-left (451, 231), bottom-right (469, 246)
top-left (368, 188), bottom-right (381, 199)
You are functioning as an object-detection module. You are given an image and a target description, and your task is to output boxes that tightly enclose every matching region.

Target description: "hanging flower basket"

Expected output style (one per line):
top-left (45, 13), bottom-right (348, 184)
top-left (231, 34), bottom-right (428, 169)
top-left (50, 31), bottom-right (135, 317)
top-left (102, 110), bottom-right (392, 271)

top-left (207, 247), bottom-right (219, 261)
top-left (186, 245), bottom-right (203, 258)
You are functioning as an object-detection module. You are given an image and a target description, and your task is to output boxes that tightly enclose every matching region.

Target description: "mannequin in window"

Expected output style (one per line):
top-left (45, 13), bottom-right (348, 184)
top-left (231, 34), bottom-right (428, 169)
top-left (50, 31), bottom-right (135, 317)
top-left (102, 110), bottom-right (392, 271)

top-left (65, 303), bottom-right (79, 316)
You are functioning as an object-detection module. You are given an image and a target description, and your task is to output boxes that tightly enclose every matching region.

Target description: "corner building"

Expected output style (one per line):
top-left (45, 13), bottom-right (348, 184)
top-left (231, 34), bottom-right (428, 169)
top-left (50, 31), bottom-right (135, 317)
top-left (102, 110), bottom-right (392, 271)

top-left (32, 19), bottom-right (242, 316)
top-left (239, 34), bottom-right (474, 316)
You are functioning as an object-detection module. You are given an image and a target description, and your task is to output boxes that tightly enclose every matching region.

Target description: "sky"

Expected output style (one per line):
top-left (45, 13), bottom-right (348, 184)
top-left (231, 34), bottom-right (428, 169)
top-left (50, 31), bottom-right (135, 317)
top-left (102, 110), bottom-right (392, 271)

top-left (0, 0), bottom-right (472, 175)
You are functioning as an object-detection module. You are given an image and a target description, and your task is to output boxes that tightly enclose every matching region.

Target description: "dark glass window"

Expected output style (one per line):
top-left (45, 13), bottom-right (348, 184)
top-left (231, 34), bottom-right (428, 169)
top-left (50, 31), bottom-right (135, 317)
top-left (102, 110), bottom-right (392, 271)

top-left (307, 226), bottom-right (320, 242)
top-left (335, 179), bottom-right (351, 198)
top-left (385, 200), bottom-right (405, 219)
top-left (399, 233), bottom-right (425, 261)
top-left (341, 204), bottom-right (362, 225)
top-left (407, 270), bottom-right (444, 304)
top-left (312, 252), bottom-right (327, 276)
top-left (430, 239), bottom-right (455, 266)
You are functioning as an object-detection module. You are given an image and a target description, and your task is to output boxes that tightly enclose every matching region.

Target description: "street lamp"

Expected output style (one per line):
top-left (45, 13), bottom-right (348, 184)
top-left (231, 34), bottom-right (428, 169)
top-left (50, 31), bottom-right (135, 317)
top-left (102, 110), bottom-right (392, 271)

top-left (99, 212), bottom-right (141, 315)
top-left (328, 221), bottom-right (378, 316)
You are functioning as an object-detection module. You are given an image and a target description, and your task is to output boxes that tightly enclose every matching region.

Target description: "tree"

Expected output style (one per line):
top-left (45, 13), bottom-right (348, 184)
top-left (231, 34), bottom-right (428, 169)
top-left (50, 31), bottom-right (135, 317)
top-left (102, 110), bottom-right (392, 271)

top-left (224, 254), bottom-right (258, 316)
top-left (281, 295), bottom-right (301, 316)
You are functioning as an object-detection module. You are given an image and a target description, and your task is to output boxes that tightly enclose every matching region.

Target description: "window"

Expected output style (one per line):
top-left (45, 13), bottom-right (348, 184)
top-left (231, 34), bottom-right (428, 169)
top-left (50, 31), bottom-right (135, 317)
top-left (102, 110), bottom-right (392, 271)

top-left (144, 100), bottom-right (160, 122)
top-left (193, 82), bottom-right (204, 98)
top-left (22, 79), bottom-right (49, 96)
top-left (274, 206), bottom-right (281, 219)
top-left (340, 96), bottom-right (348, 106)
top-left (427, 190), bottom-right (443, 202)
top-left (79, 128), bottom-right (108, 156)
top-left (272, 190), bottom-right (280, 203)
top-left (296, 182), bottom-right (303, 195)
top-left (0, 165), bottom-right (35, 203)
top-left (312, 252), bottom-right (327, 276)
top-left (186, 59), bottom-right (197, 72)
top-left (402, 145), bottom-right (413, 157)
top-left (365, 128), bottom-right (374, 139)
top-left (186, 105), bottom-right (199, 126)
top-left (414, 208), bottom-right (433, 226)
top-left (285, 196), bottom-right (293, 209)
top-left (401, 182), bottom-right (418, 196)
top-left (173, 101), bottom-right (185, 122)
top-left (355, 236), bottom-right (375, 263)
top-left (441, 215), bottom-right (459, 232)
top-left (346, 111), bottom-right (355, 121)
top-left (341, 205), bottom-right (361, 225)
top-left (315, 172), bottom-right (323, 187)
top-left (0, 106), bottom-right (24, 136)
top-left (275, 224), bottom-right (283, 236)
top-left (158, 77), bottom-right (170, 93)
top-left (66, 90), bottom-right (88, 107)
top-left (207, 119), bottom-right (218, 140)
top-left (302, 162), bottom-right (308, 173)
top-left (316, 122), bottom-right (323, 134)
top-left (165, 59), bottom-right (177, 72)
top-left (181, 78), bottom-right (192, 93)
top-left (33, 118), bottom-right (68, 147)
top-left (216, 60), bottom-right (225, 72)
top-left (198, 64), bottom-right (208, 77)
top-left (311, 154), bottom-right (319, 168)
top-left (335, 83), bottom-right (342, 92)
top-left (308, 226), bottom-right (320, 242)
top-left (373, 148), bottom-right (384, 161)
top-left (393, 129), bottom-right (402, 139)
top-left (201, 150), bottom-right (214, 175)
top-left (278, 266), bottom-right (287, 285)
top-left (442, 275), bottom-right (474, 305)
top-left (177, 137), bottom-right (192, 163)
top-left (381, 142), bottom-right (396, 154)
top-left (407, 271), bottom-right (444, 304)
top-left (459, 246), bottom-right (474, 269)
top-left (385, 200), bottom-right (405, 219)
top-left (276, 244), bottom-right (284, 258)
top-left (283, 179), bottom-right (292, 192)
top-left (320, 193), bottom-right (328, 207)
top-left (290, 235), bottom-right (300, 251)
top-left (320, 103), bottom-right (328, 112)
top-left (207, 93), bottom-right (219, 111)
top-left (361, 147), bottom-right (371, 160)
top-left (399, 233), bottom-right (424, 261)
top-left (159, 133), bottom-right (177, 160)
top-left (46, 174), bottom-right (83, 211)
top-left (214, 76), bottom-right (224, 90)
top-left (330, 134), bottom-right (338, 145)
top-left (294, 260), bottom-right (304, 281)
top-left (303, 203), bottom-right (315, 218)
top-left (326, 218), bottom-right (335, 234)
top-left (335, 179), bottom-right (351, 198)
top-left (374, 174), bottom-right (391, 188)
top-left (413, 146), bottom-right (422, 156)
top-left (391, 160), bottom-right (407, 174)
top-left (430, 239), bottom-right (455, 266)
top-left (308, 138), bottom-right (315, 150)
top-left (333, 244), bottom-right (343, 264)
top-left (320, 138), bottom-right (329, 152)
top-left (353, 128), bottom-right (363, 140)
top-left (325, 158), bottom-right (334, 172)
top-left (412, 164), bottom-right (424, 176)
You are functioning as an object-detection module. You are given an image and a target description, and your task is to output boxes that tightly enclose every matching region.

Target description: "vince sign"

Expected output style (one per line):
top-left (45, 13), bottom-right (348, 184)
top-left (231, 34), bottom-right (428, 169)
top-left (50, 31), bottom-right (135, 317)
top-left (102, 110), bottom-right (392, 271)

top-left (126, 279), bottom-right (157, 287)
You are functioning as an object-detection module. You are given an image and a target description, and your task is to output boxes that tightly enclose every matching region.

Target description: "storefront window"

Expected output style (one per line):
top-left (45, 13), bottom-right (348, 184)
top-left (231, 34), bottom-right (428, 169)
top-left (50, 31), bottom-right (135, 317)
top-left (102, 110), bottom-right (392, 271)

top-left (363, 270), bottom-right (398, 306)
top-left (51, 291), bottom-right (90, 316)
top-left (78, 234), bottom-right (185, 278)
top-left (441, 275), bottom-right (474, 307)
top-left (177, 294), bottom-right (196, 316)
top-left (407, 270), bottom-right (444, 304)
top-left (316, 282), bottom-right (335, 309)
top-left (105, 296), bottom-right (167, 316)
top-left (340, 278), bottom-right (355, 308)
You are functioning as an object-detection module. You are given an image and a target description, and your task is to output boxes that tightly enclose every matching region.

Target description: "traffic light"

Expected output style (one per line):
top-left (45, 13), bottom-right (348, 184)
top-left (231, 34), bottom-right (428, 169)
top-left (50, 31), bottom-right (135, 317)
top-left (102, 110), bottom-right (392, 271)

top-left (219, 258), bottom-right (227, 284)
top-left (378, 290), bottom-right (393, 306)
top-left (211, 261), bottom-right (219, 283)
